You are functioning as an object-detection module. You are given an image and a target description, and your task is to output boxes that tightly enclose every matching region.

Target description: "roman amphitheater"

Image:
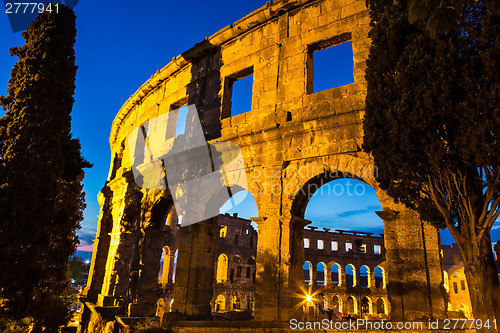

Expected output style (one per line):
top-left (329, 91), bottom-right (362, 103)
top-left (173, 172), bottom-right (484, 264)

top-left (78, 0), bottom-right (451, 331)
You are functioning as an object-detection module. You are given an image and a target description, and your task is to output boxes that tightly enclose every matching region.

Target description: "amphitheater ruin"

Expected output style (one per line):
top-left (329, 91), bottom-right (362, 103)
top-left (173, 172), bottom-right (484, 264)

top-left (78, 0), bottom-right (449, 331)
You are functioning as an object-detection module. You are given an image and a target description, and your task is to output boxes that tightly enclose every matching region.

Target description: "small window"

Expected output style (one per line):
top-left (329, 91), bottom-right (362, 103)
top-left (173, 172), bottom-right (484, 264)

top-left (175, 105), bottom-right (189, 135)
top-left (246, 267), bottom-right (251, 278)
top-left (220, 226), bottom-right (227, 238)
top-left (360, 244), bottom-right (366, 253)
top-left (461, 280), bottom-right (466, 290)
top-left (453, 281), bottom-right (458, 294)
top-left (246, 229), bottom-right (249, 235)
top-left (318, 240), bottom-right (324, 249)
top-left (237, 266), bottom-right (242, 277)
top-left (304, 238), bottom-right (310, 248)
top-left (331, 241), bottom-right (338, 251)
top-left (374, 245), bottom-right (381, 255)
top-left (346, 243), bottom-right (352, 252)
top-left (307, 33), bottom-right (354, 94)
top-left (230, 269), bottom-right (235, 283)
top-left (223, 67), bottom-right (254, 118)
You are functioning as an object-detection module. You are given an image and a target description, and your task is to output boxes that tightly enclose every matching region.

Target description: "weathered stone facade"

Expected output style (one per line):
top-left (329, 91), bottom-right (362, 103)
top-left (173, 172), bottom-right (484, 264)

top-left (78, 0), bottom-right (448, 331)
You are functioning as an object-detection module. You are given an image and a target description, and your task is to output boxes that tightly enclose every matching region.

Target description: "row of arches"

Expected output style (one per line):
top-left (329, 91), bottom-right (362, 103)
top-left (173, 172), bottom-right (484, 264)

top-left (318, 295), bottom-right (389, 316)
top-left (216, 254), bottom-right (256, 284)
top-left (304, 262), bottom-right (385, 288)
top-left (214, 293), bottom-right (255, 313)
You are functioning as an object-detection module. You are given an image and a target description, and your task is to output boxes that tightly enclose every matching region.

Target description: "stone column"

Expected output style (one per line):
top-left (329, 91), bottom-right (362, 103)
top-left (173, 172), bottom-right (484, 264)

top-left (252, 215), bottom-right (310, 321)
top-left (128, 228), bottom-right (167, 316)
top-left (94, 175), bottom-right (141, 308)
top-left (370, 268), bottom-right (376, 289)
top-left (80, 188), bottom-right (113, 304)
top-left (97, 230), bottom-right (137, 307)
top-left (340, 265), bottom-right (347, 287)
top-left (377, 209), bottom-right (447, 321)
top-left (325, 263), bottom-right (331, 286)
top-left (311, 265), bottom-right (318, 286)
top-left (171, 219), bottom-right (220, 317)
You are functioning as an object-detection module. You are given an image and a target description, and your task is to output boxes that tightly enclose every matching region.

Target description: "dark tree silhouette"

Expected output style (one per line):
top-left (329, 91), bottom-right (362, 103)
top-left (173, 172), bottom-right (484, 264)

top-left (0, 5), bottom-right (90, 329)
top-left (364, 0), bottom-right (500, 325)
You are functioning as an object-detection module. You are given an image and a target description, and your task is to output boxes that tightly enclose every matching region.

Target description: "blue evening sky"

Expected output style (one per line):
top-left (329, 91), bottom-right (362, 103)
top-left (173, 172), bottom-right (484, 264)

top-left (0, 1), bottom-right (497, 260)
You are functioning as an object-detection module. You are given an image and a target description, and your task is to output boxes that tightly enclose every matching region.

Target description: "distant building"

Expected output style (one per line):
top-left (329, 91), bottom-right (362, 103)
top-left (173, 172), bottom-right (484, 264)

top-left (212, 213), bottom-right (257, 315)
top-left (302, 227), bottom-right (388, 319)
top-left (157, 214), bottom-right (498, 320)
top-left (157, 213), bottom-right (389, 319)
top-left (441, 243), bottom-right (472, 318)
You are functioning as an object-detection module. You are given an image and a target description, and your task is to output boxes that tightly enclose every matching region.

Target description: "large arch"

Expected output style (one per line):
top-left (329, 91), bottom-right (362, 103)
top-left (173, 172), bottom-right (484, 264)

top-left (282, 162), bottom-right (446, 321)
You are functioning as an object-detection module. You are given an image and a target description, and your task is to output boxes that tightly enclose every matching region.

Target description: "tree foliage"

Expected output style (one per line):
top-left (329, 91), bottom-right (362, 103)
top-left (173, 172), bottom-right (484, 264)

top-left (68, 255), bottom-right (87, 284)
top-left (364, 0), bottom-right (499, 322)
top-left (0, 5), bottom-right (90, 328)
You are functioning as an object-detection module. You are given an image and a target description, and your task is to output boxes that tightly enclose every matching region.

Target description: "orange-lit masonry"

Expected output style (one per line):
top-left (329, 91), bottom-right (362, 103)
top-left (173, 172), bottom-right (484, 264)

top-left (78, 0), bottom-right (449, 332)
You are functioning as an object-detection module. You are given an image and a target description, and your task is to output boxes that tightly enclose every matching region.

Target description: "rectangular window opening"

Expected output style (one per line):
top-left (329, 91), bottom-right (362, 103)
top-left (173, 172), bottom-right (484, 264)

top-left (307, 33), bottom-right (354, 94)
top-left (346, 242), bottom-right (352, 252)
top-left (374, 245), bottom-right (381, 255)
top-left (318, 240), bottom-right (324, 249)
top-left (304, 238), bottom-right (310, 248)
top-left (246, 267), bottom-right (251, 278)
top-left (331, 241), bottom-right (338, 251)
top-left (223, 67), bottom-right (254, 118)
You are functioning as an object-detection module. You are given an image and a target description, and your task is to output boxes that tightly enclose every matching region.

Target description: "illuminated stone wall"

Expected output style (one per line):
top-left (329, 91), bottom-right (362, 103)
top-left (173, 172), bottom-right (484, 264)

top-left (78, 0), bottom-right (447, 331)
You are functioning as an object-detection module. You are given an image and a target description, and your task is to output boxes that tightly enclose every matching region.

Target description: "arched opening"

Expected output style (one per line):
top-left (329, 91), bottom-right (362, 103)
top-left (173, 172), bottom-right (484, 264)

top-left (303, 261), bottom-right (313, 285)
top-left (216, 254), bottom-right (228, 283)
top-left (215, 294), bottom-right (226, 312)
top-left (360, 265), bottom-right (370, 288)
top-left (332, 295), bottom-right (341, 312)
top-left (376, 297), bottom-right (386, 315)
top-left (361, 296), bottom-right (371, 314)
top-left (374, 266), bottom-right (385, 289)
top-left (292, 173), bottom-right (386, 316)
top-left (345, 264), bottom-right (356, 287)
top-left (345, 296), bottom-right (356, 315)
top-left (330, 263), bottom-right (341, 286)
top-left (316, 262), bottom-right (326, 286)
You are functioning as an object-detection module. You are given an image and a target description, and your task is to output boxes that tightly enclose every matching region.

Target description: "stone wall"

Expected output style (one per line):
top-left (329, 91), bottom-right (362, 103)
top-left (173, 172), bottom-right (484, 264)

top-left (79, 0), bottom-right (448, 331)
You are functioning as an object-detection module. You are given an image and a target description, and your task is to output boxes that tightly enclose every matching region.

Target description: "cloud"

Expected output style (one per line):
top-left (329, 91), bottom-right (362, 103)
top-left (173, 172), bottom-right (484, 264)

top-left (309, 216), bottom-right (385, 236)
top-left (77, 238), bottom-right (95, 253)
top-left (334, 206), bottom-right (382, 219)
top-left (78, 226), bottom-right (97, 246)
top-left (77, 243), bottom-right (95, 252)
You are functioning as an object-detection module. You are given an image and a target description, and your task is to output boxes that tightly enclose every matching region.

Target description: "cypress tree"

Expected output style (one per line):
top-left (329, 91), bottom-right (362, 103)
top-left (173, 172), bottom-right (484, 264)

top-left (0, 5), bottom-right (90, 328)
top-left (364, 0), bottom-right (500, 324)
